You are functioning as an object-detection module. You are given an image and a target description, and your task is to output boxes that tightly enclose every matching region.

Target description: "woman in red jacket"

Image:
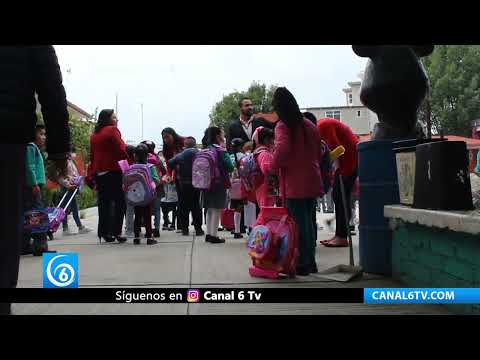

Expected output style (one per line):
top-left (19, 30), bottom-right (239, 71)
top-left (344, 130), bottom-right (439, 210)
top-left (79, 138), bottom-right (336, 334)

top-left (88, 109), bottom-right (128, 243)
top-left (316, 118), bottom-right (359, 247)
top-left (271, 87), bottom-right (325, 276)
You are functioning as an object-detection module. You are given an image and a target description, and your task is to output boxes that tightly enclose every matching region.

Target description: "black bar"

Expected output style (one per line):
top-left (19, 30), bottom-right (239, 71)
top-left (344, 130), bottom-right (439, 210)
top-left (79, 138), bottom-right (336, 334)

top-left (0, 288), bottom-right (364, 303)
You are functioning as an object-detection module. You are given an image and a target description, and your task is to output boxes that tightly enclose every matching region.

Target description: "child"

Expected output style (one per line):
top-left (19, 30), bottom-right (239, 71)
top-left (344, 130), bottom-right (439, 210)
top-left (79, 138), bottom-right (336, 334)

top-left (251, 127), bottom-right (278, 208)
top-left (57, 145), bottom-right (92, 236)
top-left (229, 138), bottom-right (246, 239)
top-left (241, 139), bottom-right (258, 234)
top-left (200, 126), bottom-right (234, 243)
top-left (23, 125), bottom-right (54, 256)
top-left (242, 141), bottom-right (254, 154)
top-left (143, 140), bottom-right (166, 237)
top-left (132, 144), bottom-right (161, 245)
top-left (161, 179), bottom-right (178, 231)
top-left (124, 144), bottom-right (136, 237)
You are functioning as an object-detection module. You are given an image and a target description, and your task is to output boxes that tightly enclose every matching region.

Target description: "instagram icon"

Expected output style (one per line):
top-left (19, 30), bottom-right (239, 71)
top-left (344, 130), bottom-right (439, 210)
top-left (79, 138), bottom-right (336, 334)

top-left (187, 289), bottom-right (200, 303)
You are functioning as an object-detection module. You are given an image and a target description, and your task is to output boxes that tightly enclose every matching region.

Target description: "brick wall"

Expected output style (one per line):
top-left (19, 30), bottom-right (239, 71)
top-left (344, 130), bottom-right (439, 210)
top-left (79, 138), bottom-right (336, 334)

top-left (392, 222), bottom-right (480, 314)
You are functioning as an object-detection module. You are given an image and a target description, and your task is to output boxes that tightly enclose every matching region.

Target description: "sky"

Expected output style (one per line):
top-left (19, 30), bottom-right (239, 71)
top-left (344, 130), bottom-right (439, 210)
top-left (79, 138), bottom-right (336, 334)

top-left (54, 45), bottom-right (368, 148)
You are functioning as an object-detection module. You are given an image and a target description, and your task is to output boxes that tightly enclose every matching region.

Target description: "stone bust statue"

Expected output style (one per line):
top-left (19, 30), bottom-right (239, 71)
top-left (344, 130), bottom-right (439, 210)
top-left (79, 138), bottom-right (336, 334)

top-left (353, 45), bottom-right (434, 140)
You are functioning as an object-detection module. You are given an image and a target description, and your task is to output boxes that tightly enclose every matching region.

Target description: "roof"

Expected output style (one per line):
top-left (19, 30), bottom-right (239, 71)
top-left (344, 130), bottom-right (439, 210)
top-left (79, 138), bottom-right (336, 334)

top-left (358, 134), bottom-right (480, 150)
top-left (67, 101), bottom-right (92, 119)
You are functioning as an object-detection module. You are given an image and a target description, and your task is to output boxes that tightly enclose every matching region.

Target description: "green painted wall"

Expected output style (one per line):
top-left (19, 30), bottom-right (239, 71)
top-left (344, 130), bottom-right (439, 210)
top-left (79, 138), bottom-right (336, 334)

top-left (392, 222), bottom-right (480, 315)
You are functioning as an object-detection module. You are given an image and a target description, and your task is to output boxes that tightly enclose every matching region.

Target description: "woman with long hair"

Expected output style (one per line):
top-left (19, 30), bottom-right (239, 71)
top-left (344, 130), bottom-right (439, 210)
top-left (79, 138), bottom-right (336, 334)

top-left (271, 87), bottom-right (325, 276)
top-left (201, 126), bottom-right (234, 243)
top-left (87, 109), bottom-right (128, 243)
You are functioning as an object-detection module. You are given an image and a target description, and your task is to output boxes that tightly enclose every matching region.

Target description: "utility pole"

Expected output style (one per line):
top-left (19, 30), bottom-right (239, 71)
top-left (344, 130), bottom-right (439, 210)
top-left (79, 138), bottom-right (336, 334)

top-left (141, 103), bottom-right (144, 140)
top-left (115, 93), bottom-right (118, 115)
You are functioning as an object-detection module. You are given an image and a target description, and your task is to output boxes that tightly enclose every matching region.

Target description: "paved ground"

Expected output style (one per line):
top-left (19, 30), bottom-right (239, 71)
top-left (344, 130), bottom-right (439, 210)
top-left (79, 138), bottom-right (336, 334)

top-left (13, 208), bottom-right (451, 315)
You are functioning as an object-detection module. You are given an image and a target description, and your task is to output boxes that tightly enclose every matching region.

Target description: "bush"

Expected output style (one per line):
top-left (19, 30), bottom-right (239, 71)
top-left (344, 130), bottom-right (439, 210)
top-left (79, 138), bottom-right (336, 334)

top-left (77, 186), bottom-right (97, 210)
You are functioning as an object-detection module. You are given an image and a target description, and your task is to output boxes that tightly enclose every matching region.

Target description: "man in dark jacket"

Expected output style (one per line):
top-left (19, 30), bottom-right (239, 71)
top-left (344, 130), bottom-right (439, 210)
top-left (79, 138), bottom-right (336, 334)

top-left (226, 97), bottom-right (274, 151)
top-left (168, 137), bottom-right (203, 236)
top-left (0, 46), bottom-right (70, 315)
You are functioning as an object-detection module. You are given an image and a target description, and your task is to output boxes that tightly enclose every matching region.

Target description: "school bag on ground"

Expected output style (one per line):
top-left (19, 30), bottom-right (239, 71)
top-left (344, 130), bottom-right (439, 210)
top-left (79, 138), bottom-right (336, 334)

top-left (24, 183), bottom-right (80, 234)
top-left (192, 147), bottom-right (222, 191)
top-left (220, 208), bottom-right (235, 231)
top-left (120, 161), bottom-right (157, 207)
top-left (246, 170), bottom-right (299, 279)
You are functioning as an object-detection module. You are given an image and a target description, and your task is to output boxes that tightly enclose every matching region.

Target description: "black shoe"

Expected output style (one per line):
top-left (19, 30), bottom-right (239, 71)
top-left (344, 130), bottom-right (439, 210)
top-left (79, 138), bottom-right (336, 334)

top-left (133, 238), bottom-right (141, 245)
top-left (205, 234), bottom-right (213, 243)
top-left (33, 249), bottom-right (56, 257)
top-left (102, 236), bottom-right (116, 243)
top-left (209, 236), bottom-right (225, 244)
top-left (295, 265), bottom-right (311, 276)
top-left (195, 229), bottom-right (205, 236)
top-left (116, 236), bottom-right (127, 243)
top-left (234, 233), bottom-right (243, 239)
top-left (146, 238), bottom-right (158, 245)
top-left (310, 263), bottom-right (318, 274)
top-left (162, 225), bottom-right (170, 231)
top-left (231, 230), bottom-right (235, 235)
top-left (47, 232), bottom-right (54, 241)
top-left (153, 229), bottom-right (160, 238)
top-left (182, 230), bottom-right (189, 236)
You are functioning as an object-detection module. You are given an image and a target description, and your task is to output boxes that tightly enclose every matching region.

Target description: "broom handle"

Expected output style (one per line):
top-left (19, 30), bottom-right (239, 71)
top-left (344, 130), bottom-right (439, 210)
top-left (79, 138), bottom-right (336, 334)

top-left (339, 172), bottom-right (355, 267)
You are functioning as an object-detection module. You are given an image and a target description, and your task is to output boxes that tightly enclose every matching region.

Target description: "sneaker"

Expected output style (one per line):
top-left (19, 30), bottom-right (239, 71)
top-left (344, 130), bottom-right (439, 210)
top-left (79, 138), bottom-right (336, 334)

top-left (78, 226), bottom-right (92, 234)
top-left (153, 229), bottom-right (160, 238)
top-left (234, 233), bottom-right (243, 239)
top-left (146, 238), bottom-right (158, 245)
top-left (133, 238), bottom-right (141, 245)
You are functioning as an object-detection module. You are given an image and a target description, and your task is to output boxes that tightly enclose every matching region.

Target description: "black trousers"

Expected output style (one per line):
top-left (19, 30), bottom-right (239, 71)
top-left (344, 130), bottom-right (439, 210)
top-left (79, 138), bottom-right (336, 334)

top-left (0, 144), bottom-right (26, 315)
top-left (332, 170), bottom-right (358, 238)
top-left (134, 204), bottom-right (153, 238)
top-left (96, 171), bottom-right (126, 238)
top-left (178, 183), bottom-right (202, 230)
top-left (161, 202), bottom-right (177, 227)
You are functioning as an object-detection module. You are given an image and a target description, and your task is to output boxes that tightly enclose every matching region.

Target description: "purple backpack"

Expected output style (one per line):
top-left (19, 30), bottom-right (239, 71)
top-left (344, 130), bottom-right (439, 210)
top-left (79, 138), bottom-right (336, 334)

top-left (192, 147), bottom-right (221, 191)
top-left (123, 163), bottom-right (156, 206)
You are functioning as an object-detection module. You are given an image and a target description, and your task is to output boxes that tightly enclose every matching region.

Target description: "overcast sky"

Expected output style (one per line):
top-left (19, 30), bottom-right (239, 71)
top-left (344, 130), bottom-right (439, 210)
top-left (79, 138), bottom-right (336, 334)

top-left (54, 45), bottom-right (368, 148)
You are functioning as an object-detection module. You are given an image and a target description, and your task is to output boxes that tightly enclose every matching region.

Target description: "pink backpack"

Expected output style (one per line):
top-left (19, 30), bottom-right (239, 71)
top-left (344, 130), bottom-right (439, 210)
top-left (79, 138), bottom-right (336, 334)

top-left (192, 147), bottom-right (221, 191)
top-left (247, 206), bottom-right (299, 279)
top-left (238, 149), bottom-right (265, 193)
top-left (122, 163), bottom-right (156, 206)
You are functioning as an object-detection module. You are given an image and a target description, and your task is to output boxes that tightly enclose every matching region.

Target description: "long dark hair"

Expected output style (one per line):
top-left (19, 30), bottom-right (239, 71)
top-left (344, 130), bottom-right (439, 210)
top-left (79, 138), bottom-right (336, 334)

top-left (162, 127), bottom-right (183, 149)
top-left (202, 126), bottom-right (222, 147)
top-left (272, 87), bottom-right (303, 133)
top-left (95, 109), bottom-right (115, 133)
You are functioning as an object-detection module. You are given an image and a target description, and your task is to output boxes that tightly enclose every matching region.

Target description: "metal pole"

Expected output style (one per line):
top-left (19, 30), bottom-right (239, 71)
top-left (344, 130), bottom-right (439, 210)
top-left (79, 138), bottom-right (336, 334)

top-left (115, 93), bottom-right (118, 115)
top-left (141, 103), bottom-right (144, 140)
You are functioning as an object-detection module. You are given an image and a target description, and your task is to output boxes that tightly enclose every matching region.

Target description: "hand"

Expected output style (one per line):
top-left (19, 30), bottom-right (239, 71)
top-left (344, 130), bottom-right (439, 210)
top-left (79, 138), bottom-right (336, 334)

top-left (54, 159), bottom-right (68, 177)
top-left (32, 185), bottom-right (40, 197)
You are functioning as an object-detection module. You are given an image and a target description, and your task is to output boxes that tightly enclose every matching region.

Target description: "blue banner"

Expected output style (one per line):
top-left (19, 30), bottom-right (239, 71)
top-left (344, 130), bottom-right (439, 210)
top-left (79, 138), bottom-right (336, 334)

top-left (364, 288), bottom-right (480, 304)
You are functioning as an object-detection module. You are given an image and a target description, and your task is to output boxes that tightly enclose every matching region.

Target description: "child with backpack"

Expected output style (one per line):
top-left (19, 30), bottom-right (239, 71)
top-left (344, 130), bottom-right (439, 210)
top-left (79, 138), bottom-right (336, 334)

top-left (195, 126), bottom-right (234, 244)
top-left (229, 138), bottom-right (247, 239)
top-left (124, 145), bottom-right (136, 237)
top-left (161, 179), bottom-right (178, 231)
top-left (125, 144), bottom-right (161, 245)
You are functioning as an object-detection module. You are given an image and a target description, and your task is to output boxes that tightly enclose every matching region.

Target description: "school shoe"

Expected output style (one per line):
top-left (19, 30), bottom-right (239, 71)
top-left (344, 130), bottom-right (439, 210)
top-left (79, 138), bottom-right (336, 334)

top-left (146, 238), bottom-right (158, 245)
top-left (310, 262), bottom-right (318, 274)
top-left (209, 236), bottom-right (225, 244)
top-left (153, 229), bottom-right (160, 238)
top-left (116, 236), bottom-right (127, 243)
top-left (234, 233), bottom-right (243, 239)
top-left (182, 229), bottom-right (190, 236)
top-left (295, 265), bottom-right (311, 276)
top-left (195, 228), bottom-right (205, 236)
top-left (78, 226), bottom-right (92, 234)
top-left (133, 238), bottom-right (141, 245)
top-left (101, 236), bottom-right (116, 243)
top-left (162, 225), bottom-right (170, 231)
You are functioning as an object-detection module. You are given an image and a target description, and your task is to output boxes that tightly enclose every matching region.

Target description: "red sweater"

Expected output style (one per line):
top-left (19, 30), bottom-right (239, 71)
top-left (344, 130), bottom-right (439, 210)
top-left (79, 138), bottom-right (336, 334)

top-left (272, 119), bottom-right (324, 199)
top-left (317, 118), bottom-right (359, 177)
top-left (88, 125), bottom-right (128, 175)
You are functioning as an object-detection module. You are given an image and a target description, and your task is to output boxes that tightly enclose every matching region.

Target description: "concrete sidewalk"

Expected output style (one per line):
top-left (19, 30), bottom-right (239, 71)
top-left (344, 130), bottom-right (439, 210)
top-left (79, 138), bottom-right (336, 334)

top-left (13, 209), bottom-right (451, 315)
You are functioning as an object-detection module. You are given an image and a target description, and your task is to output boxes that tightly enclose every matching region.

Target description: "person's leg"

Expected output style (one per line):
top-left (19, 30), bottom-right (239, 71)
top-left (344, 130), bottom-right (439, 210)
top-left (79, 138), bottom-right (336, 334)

top-left (0, 144), bottom-right (25, 314)
top-left (161, 203), bottom-right (170, 229)
top-left (111, 172), bottom-right (126, 238)
top-left (95, 174), bottom-right (111, 239)
top-left (153, 196), bottom-right (161, 234)
top-left (191, 187), bottom-right (203, 232)
top-left (125, 201), bottom-right (134, 235)
top-left (144, 205), bottom-right (153, 238)
top-left (210, 208), bottom-right (221, 238)
top-left (70, 196), bottom-right (82, 228)
top-left (134, 206), bottom-right (142, 240)
top-left (206, 208), bottom-right (214, 236)
top-left (286, 199), bottom-right (315, 275)
top-left (178, 184), bottom-right (189, 233)
top-left (59, 187), bottom-right (69, 232)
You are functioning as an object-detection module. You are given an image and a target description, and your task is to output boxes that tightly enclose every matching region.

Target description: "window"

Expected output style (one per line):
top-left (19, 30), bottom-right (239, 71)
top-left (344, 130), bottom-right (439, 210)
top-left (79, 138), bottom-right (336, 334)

top-left (357, 110), bottom-right (361, 117)
top-left (349, 94), bottom-right (353, 104)
top-left (326, 110), bottom-right (341, 120)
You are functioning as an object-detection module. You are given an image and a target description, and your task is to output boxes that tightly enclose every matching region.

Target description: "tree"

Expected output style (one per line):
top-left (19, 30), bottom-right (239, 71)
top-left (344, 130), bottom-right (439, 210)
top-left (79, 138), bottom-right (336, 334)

top-left (419, 45), bottom-right (480, 137)
top-left (209, 81), bottom-right (278, 131)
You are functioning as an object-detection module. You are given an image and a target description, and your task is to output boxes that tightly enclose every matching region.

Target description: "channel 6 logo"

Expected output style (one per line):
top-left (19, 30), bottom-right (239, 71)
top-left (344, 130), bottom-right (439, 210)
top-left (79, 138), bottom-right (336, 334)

top-left (187, 289), bottom-right (200, 303)
top-left (43, 253), bottom-right (78, 288)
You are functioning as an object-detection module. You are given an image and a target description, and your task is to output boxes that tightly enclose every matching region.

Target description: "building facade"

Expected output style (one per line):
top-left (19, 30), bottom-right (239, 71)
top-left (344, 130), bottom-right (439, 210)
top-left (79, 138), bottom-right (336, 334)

top-left (303, 76), bottom-right (379, 135)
